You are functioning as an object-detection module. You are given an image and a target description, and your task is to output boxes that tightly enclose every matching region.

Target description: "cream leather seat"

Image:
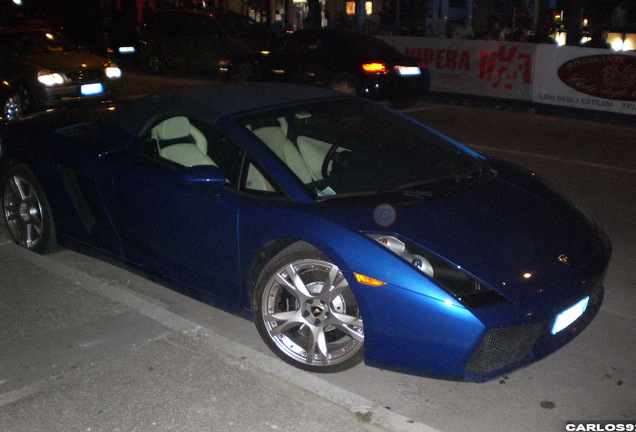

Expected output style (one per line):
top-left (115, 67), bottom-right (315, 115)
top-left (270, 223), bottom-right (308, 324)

top-left (151, 116), bottom-right (216, 167)
top-left (252, 126), bottom-right (314, 184)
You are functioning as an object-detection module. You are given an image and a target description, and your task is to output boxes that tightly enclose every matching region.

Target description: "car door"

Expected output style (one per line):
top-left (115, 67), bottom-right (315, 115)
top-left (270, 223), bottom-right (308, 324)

top-left (185, 14), bottom-right (226, 71)
top-left (165, 13), bottom-right (195, 68)
top-left (97, 116), bottom-right (244, 303)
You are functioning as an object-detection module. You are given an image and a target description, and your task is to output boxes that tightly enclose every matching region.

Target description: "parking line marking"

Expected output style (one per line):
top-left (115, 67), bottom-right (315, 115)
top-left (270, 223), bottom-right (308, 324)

top-left (469, 144), bottom-right (636, 175)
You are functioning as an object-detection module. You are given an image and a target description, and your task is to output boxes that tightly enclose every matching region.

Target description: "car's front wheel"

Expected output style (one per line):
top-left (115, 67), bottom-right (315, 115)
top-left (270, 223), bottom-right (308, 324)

top-left (16, 84), bottom-right (33, 114)
top-left (2, 165), bottom-right (56, 253)
top-left (254, 243), bottom-right (364, 372)
top-left (1, 92), bottom-right (23, 122)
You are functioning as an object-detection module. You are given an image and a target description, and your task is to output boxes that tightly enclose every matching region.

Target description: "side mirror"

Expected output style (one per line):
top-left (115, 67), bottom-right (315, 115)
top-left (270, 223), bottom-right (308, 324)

top-left (174, 165), bottom-right (227, 188)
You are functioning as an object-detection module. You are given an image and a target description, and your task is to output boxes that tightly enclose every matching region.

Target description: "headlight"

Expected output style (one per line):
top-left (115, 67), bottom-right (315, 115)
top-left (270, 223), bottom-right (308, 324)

top-left (105, 66), bottom-right (122, 79)
top-left (37, 71), bottom-right (64, 86)
top-left (368, 234), bottom-right (505, 308)
top-left (219, 59), bottom-right (232, 73)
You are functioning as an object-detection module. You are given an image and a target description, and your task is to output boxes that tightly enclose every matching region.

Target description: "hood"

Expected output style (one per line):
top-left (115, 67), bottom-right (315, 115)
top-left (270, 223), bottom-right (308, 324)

top-left (18, 51), bottom-right (108, 72)
top-left (320, 160), bottom-right (608, 300)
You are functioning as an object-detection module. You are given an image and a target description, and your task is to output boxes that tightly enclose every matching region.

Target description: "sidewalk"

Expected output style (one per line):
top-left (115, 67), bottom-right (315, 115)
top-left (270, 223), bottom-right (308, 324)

top-left (0, 225), bottom-right (434, 432)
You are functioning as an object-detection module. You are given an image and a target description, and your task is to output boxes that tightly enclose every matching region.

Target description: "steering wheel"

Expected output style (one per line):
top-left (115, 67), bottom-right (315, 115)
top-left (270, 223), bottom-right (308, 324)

top-left (321, 144), bottom-right (340, 179)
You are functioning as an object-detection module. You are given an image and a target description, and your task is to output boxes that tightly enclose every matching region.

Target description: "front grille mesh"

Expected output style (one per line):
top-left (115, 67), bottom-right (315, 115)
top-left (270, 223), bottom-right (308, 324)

top-left (465, 281), bottom-right (604, 376)
top-left (465, 323), bottom-right (544, 375)
top-left (65, 69), bottom-right (104, 83)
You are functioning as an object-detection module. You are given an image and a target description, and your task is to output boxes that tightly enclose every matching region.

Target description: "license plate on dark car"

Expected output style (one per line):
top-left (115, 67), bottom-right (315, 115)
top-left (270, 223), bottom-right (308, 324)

top-left (81, 83), bottom-right (104, 96)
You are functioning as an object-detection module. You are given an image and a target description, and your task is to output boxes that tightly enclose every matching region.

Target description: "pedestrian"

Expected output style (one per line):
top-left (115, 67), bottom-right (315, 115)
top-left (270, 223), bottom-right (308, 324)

top-left (142, 1), bottom-right (154, 25)
top-left (452, 18), bottom-right (474, 39)
top-left (484, 19), bottom-right (503, 41)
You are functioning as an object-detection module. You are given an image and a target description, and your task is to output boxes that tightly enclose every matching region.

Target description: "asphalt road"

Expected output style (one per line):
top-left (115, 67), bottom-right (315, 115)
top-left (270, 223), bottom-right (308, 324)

top-left (1, 72), bottom-right (634, 432)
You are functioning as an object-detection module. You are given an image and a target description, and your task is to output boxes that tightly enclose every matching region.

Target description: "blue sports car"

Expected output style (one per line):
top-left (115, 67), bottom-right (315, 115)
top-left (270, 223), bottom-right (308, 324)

top-left (0, 83), bottom-right (611, 381)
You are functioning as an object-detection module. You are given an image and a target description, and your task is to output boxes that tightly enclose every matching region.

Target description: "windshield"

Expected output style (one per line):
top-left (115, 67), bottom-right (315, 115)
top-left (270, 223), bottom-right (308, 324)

top-left (237, 98), bottom-right (486, 201)
top-left (0, 31), bottom-right (78, 57)
top-left (215, 14), bottom-right (266, 39)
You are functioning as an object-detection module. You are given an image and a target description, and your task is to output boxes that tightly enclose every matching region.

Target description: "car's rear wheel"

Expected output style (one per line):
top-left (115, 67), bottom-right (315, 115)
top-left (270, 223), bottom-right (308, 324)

top-left (235, 63), bottom-right (256, 82)
top-left (329, 73), bottom-right (361, 96)
top-left (2, 165), bottom-right (56, 253)
top-left (254, 243), bottom-right (364, 372)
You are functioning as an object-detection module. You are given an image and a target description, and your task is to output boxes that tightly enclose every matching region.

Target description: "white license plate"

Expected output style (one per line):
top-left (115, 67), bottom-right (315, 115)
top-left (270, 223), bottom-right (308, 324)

top-left (551, 296), bottom-right (589, 334)
top-left (81, 83), bottom-right (104, 96)
top-left (396, 66), bottom-right (421, 76)
top-left (118, 46), bottom-right (136, 54)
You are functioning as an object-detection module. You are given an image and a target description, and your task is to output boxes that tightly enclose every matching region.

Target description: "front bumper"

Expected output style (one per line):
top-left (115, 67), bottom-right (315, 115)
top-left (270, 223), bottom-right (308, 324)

top-left (35, 80), bottom-right (123, 109)
top-left (464, 280), bottom-right (604, 378)
top-left (359, 270), bottom-right (607, 382)
top-left (361, 73), bottom-right (430, 102)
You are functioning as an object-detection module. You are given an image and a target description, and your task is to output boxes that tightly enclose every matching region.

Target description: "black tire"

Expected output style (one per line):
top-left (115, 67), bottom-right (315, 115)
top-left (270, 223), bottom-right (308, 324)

top-left (235, 63), bottom-right (256, 82)
top-left (1, 165), bottom-right (56, 253)
top-left (254, 242), bottom-right (364, 373)
top-left (146, 49), bottom-right (165, 75)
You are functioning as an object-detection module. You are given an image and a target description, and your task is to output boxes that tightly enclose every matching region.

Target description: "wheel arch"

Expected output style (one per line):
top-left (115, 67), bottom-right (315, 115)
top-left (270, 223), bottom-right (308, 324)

top-left (0, 158), bottom-right (20, 177)
top-left (248, 237), bottom-right (310, 302)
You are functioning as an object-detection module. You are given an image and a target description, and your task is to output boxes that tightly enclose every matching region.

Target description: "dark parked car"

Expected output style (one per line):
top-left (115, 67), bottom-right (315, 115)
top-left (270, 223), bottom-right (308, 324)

top-left (0, 27), bottom-right (123, 115)
top-left (140, 9), bottom-right (270, 75)
top-left (0, 83), bottom-right (610, 381)
top-left (220, 28), bottom-right (430, 105)
top-left (58, 14), bottom-right (140, 61)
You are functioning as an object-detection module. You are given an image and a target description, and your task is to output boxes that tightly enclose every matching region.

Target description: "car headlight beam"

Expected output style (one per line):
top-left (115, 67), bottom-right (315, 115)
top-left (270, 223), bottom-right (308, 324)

top-left (367, 234), bottom-right (505, 308)
top-left (37, 71), bottom-right (64, 86)
top-left (105, 66), bottom-right (122, 79)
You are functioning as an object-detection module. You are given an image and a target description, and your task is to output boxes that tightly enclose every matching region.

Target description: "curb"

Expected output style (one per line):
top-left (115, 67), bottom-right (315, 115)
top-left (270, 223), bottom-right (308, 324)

top-left (6, 243), bottom-right (443, 432)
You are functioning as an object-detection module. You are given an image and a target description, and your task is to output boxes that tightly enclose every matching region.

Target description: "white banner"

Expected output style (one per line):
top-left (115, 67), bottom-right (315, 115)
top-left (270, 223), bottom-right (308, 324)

top-left (382, 36), bottom-right (636, 116)
top-left (532, 45), bottom-right (636, 116)
top-left (381, 36), bottom-right (536, 101)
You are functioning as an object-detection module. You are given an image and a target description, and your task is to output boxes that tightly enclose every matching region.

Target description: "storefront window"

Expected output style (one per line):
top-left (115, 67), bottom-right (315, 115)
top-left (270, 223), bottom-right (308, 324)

top-left (345, 1), bottom-right (372, 16)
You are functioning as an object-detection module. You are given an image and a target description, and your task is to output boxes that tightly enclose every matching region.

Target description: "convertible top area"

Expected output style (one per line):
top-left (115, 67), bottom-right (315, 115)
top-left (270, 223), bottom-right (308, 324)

top-left (110, 83), bottom-right (344, 136)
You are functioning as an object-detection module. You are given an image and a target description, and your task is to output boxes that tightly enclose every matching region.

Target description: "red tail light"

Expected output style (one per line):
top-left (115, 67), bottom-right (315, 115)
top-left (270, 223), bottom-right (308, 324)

top-left (362, 62), bottom-right (388, 74)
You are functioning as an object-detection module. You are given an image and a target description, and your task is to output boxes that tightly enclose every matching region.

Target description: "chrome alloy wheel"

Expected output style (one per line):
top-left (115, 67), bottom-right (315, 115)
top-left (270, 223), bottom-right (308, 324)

top-left (259, 257), bottom-right (364, 370)
top-left (3, 173), bottom-right (47, 250)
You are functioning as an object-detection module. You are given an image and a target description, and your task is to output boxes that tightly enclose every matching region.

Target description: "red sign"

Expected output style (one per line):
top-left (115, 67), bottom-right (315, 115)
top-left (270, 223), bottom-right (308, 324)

top-left (557, 54), bottom-right (636, 101)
